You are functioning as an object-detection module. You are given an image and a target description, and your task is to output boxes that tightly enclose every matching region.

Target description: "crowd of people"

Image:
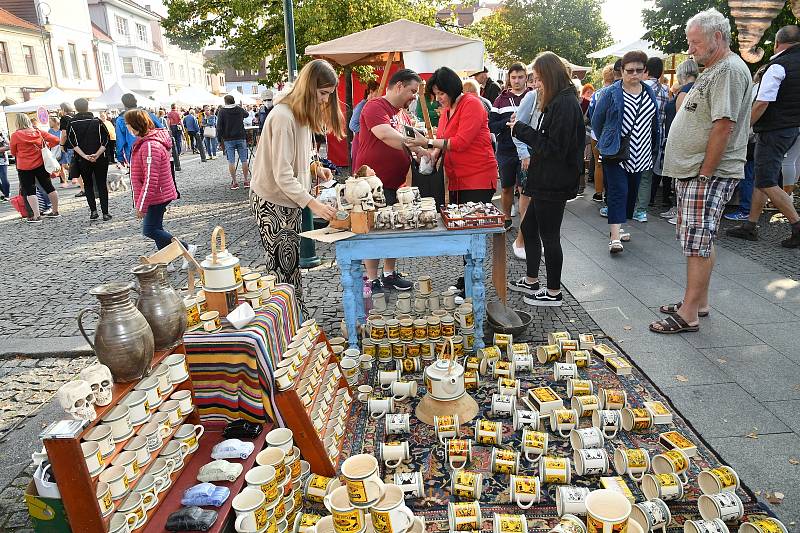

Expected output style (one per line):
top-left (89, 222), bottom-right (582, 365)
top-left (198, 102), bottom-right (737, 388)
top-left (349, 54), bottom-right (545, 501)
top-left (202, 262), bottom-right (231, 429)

top-left (250, 8), bottom-right (800, 339)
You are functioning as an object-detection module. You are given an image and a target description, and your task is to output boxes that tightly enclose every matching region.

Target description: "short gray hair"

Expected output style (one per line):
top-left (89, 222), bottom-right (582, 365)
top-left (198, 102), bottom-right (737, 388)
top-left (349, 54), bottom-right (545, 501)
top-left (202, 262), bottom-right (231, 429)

top-left (16, 113), bottom-right (33, 130)
top-left (676, 58), bottom-right (699, 84)
top-left (686, 8), bottom-right (731, 44)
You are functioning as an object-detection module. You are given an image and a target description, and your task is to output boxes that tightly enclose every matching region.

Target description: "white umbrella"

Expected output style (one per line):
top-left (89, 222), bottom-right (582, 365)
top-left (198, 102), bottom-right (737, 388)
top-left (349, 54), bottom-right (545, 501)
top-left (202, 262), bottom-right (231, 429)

top-left (588, 38), bottom-right (667, 59)
top-left (2, 87), bottom-right (77, 113)
top-left (169, 86), bottom-right (224, 107)
top-left (90, 81), bottom-right (157, 110)
top-left (225, 89), bottom-right (257, 105)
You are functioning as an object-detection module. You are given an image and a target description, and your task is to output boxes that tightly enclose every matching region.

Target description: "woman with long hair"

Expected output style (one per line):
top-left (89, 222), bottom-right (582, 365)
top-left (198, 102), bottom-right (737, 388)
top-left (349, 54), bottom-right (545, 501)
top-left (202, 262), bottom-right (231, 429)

top-left (506, 52), bottom-right (585, 306)
top-left (9, 113), bottom-right (61, 222)
top-left (250, 59), bottom-right (342, 309)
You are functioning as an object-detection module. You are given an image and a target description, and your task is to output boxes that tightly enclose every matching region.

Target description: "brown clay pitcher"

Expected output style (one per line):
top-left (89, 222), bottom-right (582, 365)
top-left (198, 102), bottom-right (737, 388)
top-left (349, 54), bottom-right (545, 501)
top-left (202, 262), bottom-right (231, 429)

top-left (78, 282), bottom-right (155, 382)
top-left (131, 263), bottom-right (187, 351)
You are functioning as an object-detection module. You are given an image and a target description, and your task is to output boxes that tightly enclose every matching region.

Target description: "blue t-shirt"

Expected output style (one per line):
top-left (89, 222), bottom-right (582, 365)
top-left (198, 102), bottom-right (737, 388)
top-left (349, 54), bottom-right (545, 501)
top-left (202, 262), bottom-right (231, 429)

top-left (664, 82), bottom-right (694, 138)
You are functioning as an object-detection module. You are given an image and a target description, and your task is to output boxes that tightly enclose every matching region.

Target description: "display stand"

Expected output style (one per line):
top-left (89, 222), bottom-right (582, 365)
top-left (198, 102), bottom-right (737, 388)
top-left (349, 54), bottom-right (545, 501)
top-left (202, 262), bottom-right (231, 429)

top-left (273, 330), bottom-right (350, 477)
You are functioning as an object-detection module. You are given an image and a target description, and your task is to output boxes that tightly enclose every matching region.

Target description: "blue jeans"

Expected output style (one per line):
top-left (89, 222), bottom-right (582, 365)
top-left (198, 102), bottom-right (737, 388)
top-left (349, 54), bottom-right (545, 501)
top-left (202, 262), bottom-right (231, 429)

top-left (739, 159), bottom-right (755, 214)
top-left (0, 165), bottom-right (8, 197)
top-left (142, 201), bottom-right (185, 250)
top-left (203, 136), bottom-right (218, 156)
top-left (603, 163), bottom-right (641, 225)
top-left (224, 138), bottom-right (248, 164)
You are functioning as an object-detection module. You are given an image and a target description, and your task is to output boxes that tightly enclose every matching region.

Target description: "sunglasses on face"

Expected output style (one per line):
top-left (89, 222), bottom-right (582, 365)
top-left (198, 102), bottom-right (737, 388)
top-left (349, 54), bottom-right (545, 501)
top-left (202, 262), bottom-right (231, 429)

top-left (624, 68), bottom-right (645, 75)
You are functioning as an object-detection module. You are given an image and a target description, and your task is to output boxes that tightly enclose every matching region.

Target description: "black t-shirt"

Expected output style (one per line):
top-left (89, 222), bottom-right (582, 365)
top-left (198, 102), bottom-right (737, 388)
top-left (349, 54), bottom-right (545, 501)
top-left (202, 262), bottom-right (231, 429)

top-left (59, 114), bottom-right (72, 148)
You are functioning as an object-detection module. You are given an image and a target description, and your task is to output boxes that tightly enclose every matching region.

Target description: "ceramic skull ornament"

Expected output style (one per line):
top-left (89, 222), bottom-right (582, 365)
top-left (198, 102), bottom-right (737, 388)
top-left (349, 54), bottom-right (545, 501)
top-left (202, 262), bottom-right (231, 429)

top-left (350, 177), bottom-right (374, 212)
top-left (57, 380), bottom-right (97, 421)
top-left (80, 363), bottom-right (114, 406)
top-left (366, 175), bottom-right (386, 208)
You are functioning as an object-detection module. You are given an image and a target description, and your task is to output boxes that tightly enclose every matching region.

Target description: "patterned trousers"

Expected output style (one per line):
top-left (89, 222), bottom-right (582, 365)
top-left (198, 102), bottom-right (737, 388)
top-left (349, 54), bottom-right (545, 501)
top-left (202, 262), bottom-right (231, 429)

top-left (249, 191), bottom-right (306, 313)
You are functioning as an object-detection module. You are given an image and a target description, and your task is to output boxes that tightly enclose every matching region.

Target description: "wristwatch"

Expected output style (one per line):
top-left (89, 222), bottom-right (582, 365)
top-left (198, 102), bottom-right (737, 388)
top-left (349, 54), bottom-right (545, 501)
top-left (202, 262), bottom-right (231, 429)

top-left (427, 139), bottom-right (434, 149)
top-left (698, 174), bottom-right (710, 182)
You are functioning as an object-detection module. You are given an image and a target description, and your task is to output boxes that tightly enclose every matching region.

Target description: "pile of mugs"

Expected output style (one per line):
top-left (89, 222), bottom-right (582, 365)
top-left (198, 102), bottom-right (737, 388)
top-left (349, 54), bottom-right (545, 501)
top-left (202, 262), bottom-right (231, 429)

top-left (82, 353), bottom-right (201, 532)
top-left (231, 428), bottom-right (309, 533)
top-left (373, 189), bottom-right (437, 231)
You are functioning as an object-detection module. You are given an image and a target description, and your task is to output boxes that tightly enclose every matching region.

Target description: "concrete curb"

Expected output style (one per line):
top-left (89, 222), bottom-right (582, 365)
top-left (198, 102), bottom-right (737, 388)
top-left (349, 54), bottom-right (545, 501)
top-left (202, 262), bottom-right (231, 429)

top-left (0, 336), bottom-right (94, 359)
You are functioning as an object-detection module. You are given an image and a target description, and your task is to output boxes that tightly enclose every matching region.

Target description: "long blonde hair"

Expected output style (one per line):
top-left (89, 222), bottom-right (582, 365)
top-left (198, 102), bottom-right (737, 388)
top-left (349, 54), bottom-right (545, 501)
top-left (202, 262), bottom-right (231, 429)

top-left (281, 59), bottom-right (345, 139)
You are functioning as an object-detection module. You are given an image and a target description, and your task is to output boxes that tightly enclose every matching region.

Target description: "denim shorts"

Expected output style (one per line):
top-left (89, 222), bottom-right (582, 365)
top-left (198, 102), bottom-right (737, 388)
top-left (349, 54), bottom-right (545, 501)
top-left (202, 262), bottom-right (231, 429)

top-left (224, 138), bottom-right (248, 164)
top-left (754, 127), bottom-right (800, 188)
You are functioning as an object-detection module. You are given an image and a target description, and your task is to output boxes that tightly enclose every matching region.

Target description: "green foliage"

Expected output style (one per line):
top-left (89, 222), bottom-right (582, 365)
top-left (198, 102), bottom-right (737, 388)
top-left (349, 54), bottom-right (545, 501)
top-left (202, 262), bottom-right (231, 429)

top-left (642, 0), bottom-right (798, 71)
top-left (162, 0), bottom-right (437, 85)
top-left (468, 0), bottom-right (611, 67)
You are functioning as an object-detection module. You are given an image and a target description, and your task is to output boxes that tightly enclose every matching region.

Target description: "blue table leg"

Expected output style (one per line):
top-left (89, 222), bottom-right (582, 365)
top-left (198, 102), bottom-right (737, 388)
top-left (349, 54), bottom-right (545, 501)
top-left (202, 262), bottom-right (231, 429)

top-left (465, 235), bottom-right (487, 349)
top-left (351, 260), bottom-right (366, 341)
top-left (339, 258), bottom-right (361, 348)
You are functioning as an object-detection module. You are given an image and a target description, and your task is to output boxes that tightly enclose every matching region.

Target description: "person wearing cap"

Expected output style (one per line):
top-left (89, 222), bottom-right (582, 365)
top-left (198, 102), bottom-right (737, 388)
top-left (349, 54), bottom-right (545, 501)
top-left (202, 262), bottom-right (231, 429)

top-left (258, 92), bottom-right (274, 134)
top-left (471, 67), bottom-right (502, 106)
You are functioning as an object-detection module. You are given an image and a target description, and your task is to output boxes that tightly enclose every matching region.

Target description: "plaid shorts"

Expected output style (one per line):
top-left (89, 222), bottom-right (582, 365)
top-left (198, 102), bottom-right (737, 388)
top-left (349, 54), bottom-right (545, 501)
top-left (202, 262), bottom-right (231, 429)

top-left (675, 176), bottom-right (738, 257)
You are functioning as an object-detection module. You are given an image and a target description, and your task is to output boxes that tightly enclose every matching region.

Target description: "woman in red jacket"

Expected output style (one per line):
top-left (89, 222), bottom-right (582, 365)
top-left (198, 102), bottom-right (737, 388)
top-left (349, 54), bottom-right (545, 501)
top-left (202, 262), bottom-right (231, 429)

top-left (125, 109), bottom-right (185, 253)
top-left (9, 113), bottom-right (61, 222)
top-left (407, 66), bottom-right (498, 203)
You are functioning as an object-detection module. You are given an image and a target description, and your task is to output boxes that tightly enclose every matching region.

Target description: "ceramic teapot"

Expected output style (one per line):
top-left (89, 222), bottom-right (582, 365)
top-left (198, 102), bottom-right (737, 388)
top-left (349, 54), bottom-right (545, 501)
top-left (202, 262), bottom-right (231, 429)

top-left (424, 348), bottom-right (465, 401)
top-left (199, 227), bottom-right (242, 291)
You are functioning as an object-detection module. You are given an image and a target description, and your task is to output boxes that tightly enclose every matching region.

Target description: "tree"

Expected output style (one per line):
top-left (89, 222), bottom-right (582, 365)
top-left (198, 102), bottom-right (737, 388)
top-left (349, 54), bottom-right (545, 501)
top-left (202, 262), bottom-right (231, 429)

top-left (162, 0), bottom-right (438, 85)
top-left (643, 0), bottom-right (798, 70)
top-left (469, 0), bottom-right (611, 67)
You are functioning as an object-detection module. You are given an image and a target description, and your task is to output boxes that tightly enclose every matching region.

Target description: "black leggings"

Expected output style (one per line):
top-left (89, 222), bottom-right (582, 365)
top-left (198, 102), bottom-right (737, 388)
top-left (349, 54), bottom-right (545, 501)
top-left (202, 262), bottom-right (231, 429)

top-left (521, 197), bottom-right (567, 291)
top-left (77, 157), bottom-right (109, 214)
top-left (18, 165), bottom-right (54, 196)
top-left (449, 188), bottom-right (495, 204)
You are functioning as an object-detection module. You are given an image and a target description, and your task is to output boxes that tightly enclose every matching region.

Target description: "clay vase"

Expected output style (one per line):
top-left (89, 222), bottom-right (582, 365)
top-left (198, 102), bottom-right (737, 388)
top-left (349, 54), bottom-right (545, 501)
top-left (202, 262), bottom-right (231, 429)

top-left (78, 282), bottom-right (154, 382)
top-left (131, 263), bottom-right (187, 351)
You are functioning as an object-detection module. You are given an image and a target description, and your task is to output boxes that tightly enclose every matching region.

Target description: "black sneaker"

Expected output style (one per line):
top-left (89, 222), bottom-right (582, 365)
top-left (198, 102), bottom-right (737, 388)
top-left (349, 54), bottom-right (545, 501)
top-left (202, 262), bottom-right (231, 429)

top-left (90, 210), bottom-right (99, 220)
top-left (781, 229), bottom-right (800, 248)
top-left (508, 277), bottom-right (540, 296)
top-left (103, 213), bottom-right (112, 221)
top-left (726, 223), bottom-right (758, 241)
top-left (523, 289), bottom-right (563, 307)
top-left (43, 211), bottom-right (61, 218)
top-left (504, 219), bottom-right (513, 231)
top-left (592, 193), bottom-right (603, 202)
top-left (370, 278), bottom-right (384, 295)
top-left (26, 216), bottom-right (43, 223)
top-left (382, 272), bottom-right (412, 291)
top-left (75, 191), bottom-right (86, 197)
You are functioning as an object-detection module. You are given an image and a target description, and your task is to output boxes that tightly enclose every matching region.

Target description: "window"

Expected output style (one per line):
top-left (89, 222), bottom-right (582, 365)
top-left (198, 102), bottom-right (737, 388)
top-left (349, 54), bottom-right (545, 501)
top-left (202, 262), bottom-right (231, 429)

top-left (68, 43), bottom-right (80, 78)
top-left (82, 53), bottom-right (91, 79)
top-left (136, 23), bottom-right (147, 43)
top-left (250, 69), bottom-right (258, 76)
top-left (0, 42), bottom-right (10, 73)
top-left (155, 62), bottom-right (163, 79)
top-left (115, 15), bottom-right (129, 36)
top-left (22, 45), bottom-right (36, 74)
top-left (143, 59), bottom-right (154, 77)
top-left (237, 85), bottom-right (243, 93)
top-left (179, 64), bottom-right (184, 79)
top-left (58, 48), bottom-right (68, 77)
top-left (251, 86), bottom-right (258, 94)
top-left (169, 63), bottom-right (175, 78)
top-left (122, 57), bottom-right (134, 74)
top-left (101, 53), bottom-right (112, 73)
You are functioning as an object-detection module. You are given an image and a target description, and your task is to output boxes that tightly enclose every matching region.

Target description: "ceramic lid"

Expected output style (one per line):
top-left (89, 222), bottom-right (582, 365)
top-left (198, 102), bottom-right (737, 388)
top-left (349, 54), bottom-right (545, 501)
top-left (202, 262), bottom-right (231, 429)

top-left (201, 249), bottom-right (238, 268)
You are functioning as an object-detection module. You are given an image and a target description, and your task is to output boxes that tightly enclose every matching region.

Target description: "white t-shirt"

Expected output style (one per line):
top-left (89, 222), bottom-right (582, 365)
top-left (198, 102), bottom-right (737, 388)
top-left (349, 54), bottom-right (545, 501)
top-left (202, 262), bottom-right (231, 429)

top-left (755, 64), bottom-right (785, 102)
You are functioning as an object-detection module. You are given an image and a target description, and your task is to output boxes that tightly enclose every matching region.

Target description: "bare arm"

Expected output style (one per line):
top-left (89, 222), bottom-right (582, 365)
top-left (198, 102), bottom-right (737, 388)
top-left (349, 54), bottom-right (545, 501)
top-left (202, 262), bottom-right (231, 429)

top-left (373, 124), bottom-right (428, 158)
top-left (699, 118), bottom-right (734, 177)
top-left (751, 100), bottom-right (769, 127)
top-left (675, 92), bottom-right (687, 110)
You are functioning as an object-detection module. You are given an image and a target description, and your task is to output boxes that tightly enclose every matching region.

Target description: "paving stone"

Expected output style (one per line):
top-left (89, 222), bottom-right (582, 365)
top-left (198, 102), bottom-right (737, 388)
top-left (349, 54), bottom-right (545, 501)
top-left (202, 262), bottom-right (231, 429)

top-left (700, 345), bottom-right (800, 402)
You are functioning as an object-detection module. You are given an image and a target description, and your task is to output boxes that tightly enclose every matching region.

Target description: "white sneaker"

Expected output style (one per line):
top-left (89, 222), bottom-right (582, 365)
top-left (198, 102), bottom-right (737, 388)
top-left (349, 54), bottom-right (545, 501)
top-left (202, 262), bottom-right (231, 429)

top-left (182, 244), bottom-right (198, 270)
top-left (511, 203), bottom-right (518, 217)
top-left (668, 216), bottom-right (677, 225)
top-left (512, 242), bottom-right (526, 260)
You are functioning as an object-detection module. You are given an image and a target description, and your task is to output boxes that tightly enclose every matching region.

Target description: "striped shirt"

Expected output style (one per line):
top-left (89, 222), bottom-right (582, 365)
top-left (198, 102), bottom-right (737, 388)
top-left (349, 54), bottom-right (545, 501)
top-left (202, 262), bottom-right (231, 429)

top-left (621, 89), bottom-right (656, 173)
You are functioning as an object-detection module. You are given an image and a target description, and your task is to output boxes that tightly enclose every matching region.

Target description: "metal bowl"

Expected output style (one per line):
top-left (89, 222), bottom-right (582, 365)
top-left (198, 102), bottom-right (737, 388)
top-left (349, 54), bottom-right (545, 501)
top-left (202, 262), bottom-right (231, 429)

top-left (487, 309), bottom-right (532, 335)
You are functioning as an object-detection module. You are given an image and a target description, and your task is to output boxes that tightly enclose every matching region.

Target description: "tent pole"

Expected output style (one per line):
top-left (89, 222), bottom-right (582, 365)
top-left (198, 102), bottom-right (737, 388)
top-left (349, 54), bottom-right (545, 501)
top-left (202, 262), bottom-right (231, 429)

top-left (345, 66), bottom-right (353, 169)
top-left (377, 52), bottom-right (396, 95)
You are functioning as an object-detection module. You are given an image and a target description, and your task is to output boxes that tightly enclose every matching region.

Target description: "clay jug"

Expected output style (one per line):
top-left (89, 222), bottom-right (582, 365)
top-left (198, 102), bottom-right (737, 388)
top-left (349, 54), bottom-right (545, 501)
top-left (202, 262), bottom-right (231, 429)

top-left (131, 263), bottom-right (187, 350)
top-left (78, 282), bottom-right (154, 382)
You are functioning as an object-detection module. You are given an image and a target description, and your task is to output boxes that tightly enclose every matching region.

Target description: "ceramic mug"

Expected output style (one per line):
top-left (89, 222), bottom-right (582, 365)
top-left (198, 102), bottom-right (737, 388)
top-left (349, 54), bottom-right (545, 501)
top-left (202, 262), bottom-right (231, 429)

top-left (621, 407), bottom-right (654, 432)
top-left (85, 424), bottom-right (116, 458)
top-left (378, 370), bottom-right (401, 391)
top-left (464, 369), bottom-right (480, 390)
top-left (246, 465), bottom-right (279, 504)
top-left (368, 397), bottom-right (394, 420)
top-left (585, 489), bottom-right (632, 533)
top-left (600, 388), bottom-right (627, 410)
top-left (491, 393), bottom-right (516, 418)
top-left (451, 469), bottom-right (483, 500)
top-left (303, 474), bottom-right (340, 504)
top-left (537, 344), bottom-right (561, 364)
top-left (493, 360), bottom-right (516, 379)
top-left (393, 471), bottom-right (425, 498)
top-left (569, 427), bottom-right (605, 450)
top-left (509, 474), bottom-right (541, 509)
top-left (380, 441), bottom-right (410, 469)
top-left (233, 488), bottom-right (270, 533)
top-left (384, 413), bottom-right (410, 435)
top-left (738, 517), bottom-right (789, 533)
top-left (117, 492), bottom-right (147, 530)
top-left (573, 448), bottom-right (610, 476)
top-left (112, 450), bottom-right (141, 484)
top-left (550, 409), bottom-right (579, 438)
top-left (538, 456), bottom-right (571, 485)
top-left (631, 498), bottom-right (671, 533)
top-left (434, 415), bottom-right (459, 444)
top-left (567, 379), bottom-right (594, 398)
top-left (683, 519), bottom-right (729, 533)
top-left (698, 466), bottom-right (740, 495)
top-left (566, 349), bottom-right (591, 368)
top-left (497, 378), bottom-right (521, 397)
top-left (96, 481), bottom-right (115, 517)
top-left (446, 438), bottom-right (472, 470)
top-left (592, 410), bottom-right (622, 439)
top-left (491, 448), bottom-right (520, 475)
top-left (447, 501), bottom-right (481, 532)
top-left (323, 486), bottom-right (366, 533)
top-left (614, 447), bottom-right (651, 482)
top-left (474, 418), bottom-right (503, 446)
top-left (102, 404), bottom-right (134, 443)
top-left (553, 363), bottom-right (578, 381)
top-left (514, 353), bottom-right (534, 373)
top-left (390, 380), bottom-right (417, 401)
top-left (652, 448), bottom-right (691, 485)
top-left (641, 473), bottom-right (684, 502)
top-left (522, 428), bottom-right (548, 462)
top-left (340, 454), bottom-right (386, 508)
top-left (133, 473), bottom-right (167, 511)
top-left (514, 409), bottom-right (540, 431)
top-left (493, 513), bottom-right (528, 533)
top-left (357, 385), bottom-right (373, 403)
top-left (414, 276), bottom-right (433, 294)
top-left (698, 492), bottom-right (744, 522)
top-left (201, 310), bottom-right (222, 333)
top-left (550, 515), bottom-right (588, 533)
top-left (174, 423), bottom-right (204, 454)
top-left (369, 483), bottom-right (414, 533)
top-left (99, 465), bottom-right (130, 500)
top-left (555, 486), bottom-right (591, 517)
top-left (121, 390), bottom-right (151, 426)
top-left (571, 394), bottom-right (600, 418)
top-left (81, 441), bottom-right (105, 476)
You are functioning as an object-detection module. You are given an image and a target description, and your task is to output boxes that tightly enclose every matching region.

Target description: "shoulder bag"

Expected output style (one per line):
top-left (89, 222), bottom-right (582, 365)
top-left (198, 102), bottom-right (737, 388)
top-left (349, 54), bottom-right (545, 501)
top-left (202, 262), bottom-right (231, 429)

top-left (41, 137), bottom-right (61, 173)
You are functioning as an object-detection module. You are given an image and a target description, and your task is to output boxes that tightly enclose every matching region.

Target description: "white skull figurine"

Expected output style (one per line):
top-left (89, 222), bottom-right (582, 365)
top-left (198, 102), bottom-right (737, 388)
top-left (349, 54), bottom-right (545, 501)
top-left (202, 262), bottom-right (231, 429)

top-left (352, 177), bottom-right (373, 212)
top-left (80, 363), bottom-right (114, 406)
top-left (57, 380), bottom-right (97, 421)
top-left (366, 175), bottom-right (386, 208)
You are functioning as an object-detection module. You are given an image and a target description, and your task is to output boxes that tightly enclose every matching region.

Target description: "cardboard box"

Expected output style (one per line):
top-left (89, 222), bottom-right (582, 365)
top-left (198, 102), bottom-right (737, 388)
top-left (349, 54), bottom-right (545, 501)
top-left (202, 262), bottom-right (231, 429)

top-left (659, 431), bottom-right (698, 458)
top-left (606, 357), bottom-right (632, 375)
top-left (527, 386), bottom-right (563, 415)
top-left (644, 401), bottom-right (673, 424)
top-left (593, 343), bottom-right (618, 360)
top-left (578, 333), bottom-right (596, 350)
top-left (25, 481), bottom-right (71, 533)
top-left (600, 476), bottom-right (635, 503)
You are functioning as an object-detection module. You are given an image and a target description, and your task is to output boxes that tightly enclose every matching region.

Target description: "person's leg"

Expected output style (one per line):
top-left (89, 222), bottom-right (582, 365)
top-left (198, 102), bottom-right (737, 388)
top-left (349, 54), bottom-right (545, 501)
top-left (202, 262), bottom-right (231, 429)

top-left (108, 140), bottom-right (116, 164)
top-left (536, 198), bottom-right (567, 293)
top-left (35, 166), bottom-right (58, 214)
top-left (69, 156), bottom-right (84, 193)
top-left (142, 202), bottom-right (174, 249)
top-left (93, 160), bottom-right (110, 216)
top-left (783, 129), bottom-right (800, 190)
top-left (498, 157), bottom-right (518, 225)
top-left (591, 140), bottom-right (604, 198)
top-left (520, 199), bottom-right (542, 285)
top-left (603, 163), bottom-right (627, 241)
top-left (513, 193), bottom-right (531, 249)
top-left (634, 169), bottom-right (651, 219)
top-left (626, 171), bottom-right (641, 220)
top-left (225, 142), bottom-right (239, 187)
top-left (78, 158), bottom-right (98, 214)
top-left (0, 165), bottom-right (9, 198)
top-left (196, 133), bottom-right (207, 161)
top-left (238, 141), bottom-right (250, 185)
top-left (740, 159), bottom-right (755, 215)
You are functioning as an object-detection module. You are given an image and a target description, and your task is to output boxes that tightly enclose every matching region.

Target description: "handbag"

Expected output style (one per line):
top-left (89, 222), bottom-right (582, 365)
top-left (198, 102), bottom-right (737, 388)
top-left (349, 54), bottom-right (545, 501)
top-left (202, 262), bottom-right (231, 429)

top-left (40, 138), bottom-right (61, 173)
top-left (602, 91), bottom-right (645, 163)
top-left (203, 125), bottom-right (217, 138)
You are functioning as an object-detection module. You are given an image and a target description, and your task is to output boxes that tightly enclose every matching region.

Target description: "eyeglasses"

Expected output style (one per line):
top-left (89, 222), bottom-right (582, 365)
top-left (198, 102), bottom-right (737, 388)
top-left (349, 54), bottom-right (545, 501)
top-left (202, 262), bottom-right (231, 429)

top-left (624, 68), bottom-right (645, 75)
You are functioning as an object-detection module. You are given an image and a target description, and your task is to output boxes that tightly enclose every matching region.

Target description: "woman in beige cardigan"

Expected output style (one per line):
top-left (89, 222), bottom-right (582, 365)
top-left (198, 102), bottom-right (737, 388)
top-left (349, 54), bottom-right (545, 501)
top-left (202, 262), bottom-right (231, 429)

top-left (250, 59), bottom-right (343, 308)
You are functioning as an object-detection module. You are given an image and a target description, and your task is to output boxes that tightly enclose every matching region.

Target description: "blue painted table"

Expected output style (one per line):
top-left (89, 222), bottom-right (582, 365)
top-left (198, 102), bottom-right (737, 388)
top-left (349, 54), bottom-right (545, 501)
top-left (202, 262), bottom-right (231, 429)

top-left (334, 222), bottom-right (506, 349)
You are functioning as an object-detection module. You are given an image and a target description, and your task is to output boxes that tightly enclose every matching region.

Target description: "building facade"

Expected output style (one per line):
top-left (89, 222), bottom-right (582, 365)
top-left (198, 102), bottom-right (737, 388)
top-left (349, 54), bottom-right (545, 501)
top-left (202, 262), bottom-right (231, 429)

top-left (222, 59), bottom-right (269, 97)
top-left (163, 39), bottom-right (210, 95)
top-left (0, 7), bottom-right (51, 104)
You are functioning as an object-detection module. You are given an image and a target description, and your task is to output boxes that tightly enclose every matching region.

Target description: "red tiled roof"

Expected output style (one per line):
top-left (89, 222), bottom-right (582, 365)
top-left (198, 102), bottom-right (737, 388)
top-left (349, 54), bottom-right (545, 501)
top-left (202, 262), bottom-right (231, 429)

top-left (0, 7), bottom-right (40, 32)
top-left (92, 23), bottom-right (113, 42)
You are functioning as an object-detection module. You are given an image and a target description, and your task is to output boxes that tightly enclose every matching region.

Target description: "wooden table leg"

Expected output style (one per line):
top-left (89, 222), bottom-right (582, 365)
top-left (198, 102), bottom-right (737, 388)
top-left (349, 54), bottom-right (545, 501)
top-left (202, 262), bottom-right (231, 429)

top-left (493, 232), bottom-right (507, 304)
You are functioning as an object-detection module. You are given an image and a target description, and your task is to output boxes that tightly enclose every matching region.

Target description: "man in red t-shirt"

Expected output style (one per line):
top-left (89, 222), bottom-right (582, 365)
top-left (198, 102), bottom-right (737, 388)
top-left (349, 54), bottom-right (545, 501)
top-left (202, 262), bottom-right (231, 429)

top-left (167, 104), bottom-right (183, 154)
top-left (355, 69), bottom-right (430, 294)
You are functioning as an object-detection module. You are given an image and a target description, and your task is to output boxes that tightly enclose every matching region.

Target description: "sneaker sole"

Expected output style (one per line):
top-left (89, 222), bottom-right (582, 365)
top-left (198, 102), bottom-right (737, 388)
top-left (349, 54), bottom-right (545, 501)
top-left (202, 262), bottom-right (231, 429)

top-left (523, 296), bottom-right (563, 306)
top-left (726, 232), bottom-right (758, 241)
top-left (508, 284), bottom-right (537, 296)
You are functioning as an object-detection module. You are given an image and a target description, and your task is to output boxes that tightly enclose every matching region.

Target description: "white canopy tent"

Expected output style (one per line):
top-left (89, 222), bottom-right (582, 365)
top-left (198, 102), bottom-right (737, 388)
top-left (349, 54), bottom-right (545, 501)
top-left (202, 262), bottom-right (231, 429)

top-left (169, 86), bottom-right (223, 107)
top-left (588, 38), bottom-right (667, 59)
top-left (2, 87), bottom-right (77, 113)
top-left (225, 89), bottom-right (257, 105)
top-left (90, 82), bottom-right (159, 110)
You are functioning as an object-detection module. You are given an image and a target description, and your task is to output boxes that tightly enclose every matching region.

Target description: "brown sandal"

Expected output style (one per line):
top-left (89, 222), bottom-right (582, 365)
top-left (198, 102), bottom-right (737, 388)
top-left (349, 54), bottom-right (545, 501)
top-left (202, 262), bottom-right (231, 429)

top-left (659, 302), bottom-right (709, 317)
top-left (650, 314), bottom-right (699, 334)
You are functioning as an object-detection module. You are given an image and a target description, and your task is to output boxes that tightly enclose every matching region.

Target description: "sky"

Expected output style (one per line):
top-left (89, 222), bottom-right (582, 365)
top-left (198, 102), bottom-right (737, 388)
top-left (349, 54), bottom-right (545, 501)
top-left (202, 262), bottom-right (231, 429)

top-left (601, 0), bottom-right (653, 43)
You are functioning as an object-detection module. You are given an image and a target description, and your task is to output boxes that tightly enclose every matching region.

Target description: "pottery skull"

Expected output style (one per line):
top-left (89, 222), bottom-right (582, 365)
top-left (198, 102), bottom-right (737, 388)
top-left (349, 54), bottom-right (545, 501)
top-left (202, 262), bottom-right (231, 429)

top-left (57, 380), bottom-right (97, 421)
top-left (366, 176), bottom-right (386, 208)
top-left (80, 363), bottom-right (114, 406)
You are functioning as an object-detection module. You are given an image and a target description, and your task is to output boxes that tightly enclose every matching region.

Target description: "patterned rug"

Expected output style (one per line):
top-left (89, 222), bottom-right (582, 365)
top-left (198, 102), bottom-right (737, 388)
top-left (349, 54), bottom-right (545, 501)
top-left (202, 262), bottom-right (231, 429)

top-left (336, 334), bottom-right (775, 532)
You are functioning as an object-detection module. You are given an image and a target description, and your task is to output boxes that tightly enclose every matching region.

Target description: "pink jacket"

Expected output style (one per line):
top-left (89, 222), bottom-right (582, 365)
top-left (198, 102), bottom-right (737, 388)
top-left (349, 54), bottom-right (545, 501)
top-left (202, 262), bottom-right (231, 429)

top-left (130, 128), bottom-right (177, 212)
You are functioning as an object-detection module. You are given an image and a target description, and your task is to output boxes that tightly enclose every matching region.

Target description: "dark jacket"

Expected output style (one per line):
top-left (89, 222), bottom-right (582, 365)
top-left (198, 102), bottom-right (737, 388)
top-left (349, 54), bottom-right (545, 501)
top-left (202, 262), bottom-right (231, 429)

top-left (489, 88), bottom-right (530, 157)
top-left (482, 78), bottom-right (502, 105)
top-left (216, 104), bottom-right (248, 141)
top-left (67, 112), bottom-right (109, 160)
top-left (591, 80), bottom-right (660, 159)
top-left (754, 44), bottom-right (800, 132)
top-left (511, 86), bottom-right (584, 201)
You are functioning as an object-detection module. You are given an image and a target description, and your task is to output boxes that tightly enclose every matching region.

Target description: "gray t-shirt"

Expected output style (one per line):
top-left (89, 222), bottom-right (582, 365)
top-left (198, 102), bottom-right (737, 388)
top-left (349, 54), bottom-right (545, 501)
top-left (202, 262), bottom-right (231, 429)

top-left (663, 52), bottom-right (752, 180)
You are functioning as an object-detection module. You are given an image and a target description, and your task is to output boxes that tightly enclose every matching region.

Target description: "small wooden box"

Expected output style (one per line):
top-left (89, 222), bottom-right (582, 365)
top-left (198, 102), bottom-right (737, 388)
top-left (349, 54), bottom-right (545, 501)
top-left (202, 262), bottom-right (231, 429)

top-left (329, 212), bottom-right (351, 230)
top-left (645, 401), bottom-right (673, 424)
top-left (606, 357), bottom-right (632, 375)
top-left (579, 333), bottom-right (596, 350)
top-left (350, 211), bottom-right (374, 234)
top-left (593, 343), bottom-right (618, 361)
top-left (527, 386), bottom-right (563, 415)
top-left (659, 430), bottom-right (698, 457)
top-left (600, 476), bottom-right (635, 503)
top-left (204, 286), bottom-right (239, 317)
